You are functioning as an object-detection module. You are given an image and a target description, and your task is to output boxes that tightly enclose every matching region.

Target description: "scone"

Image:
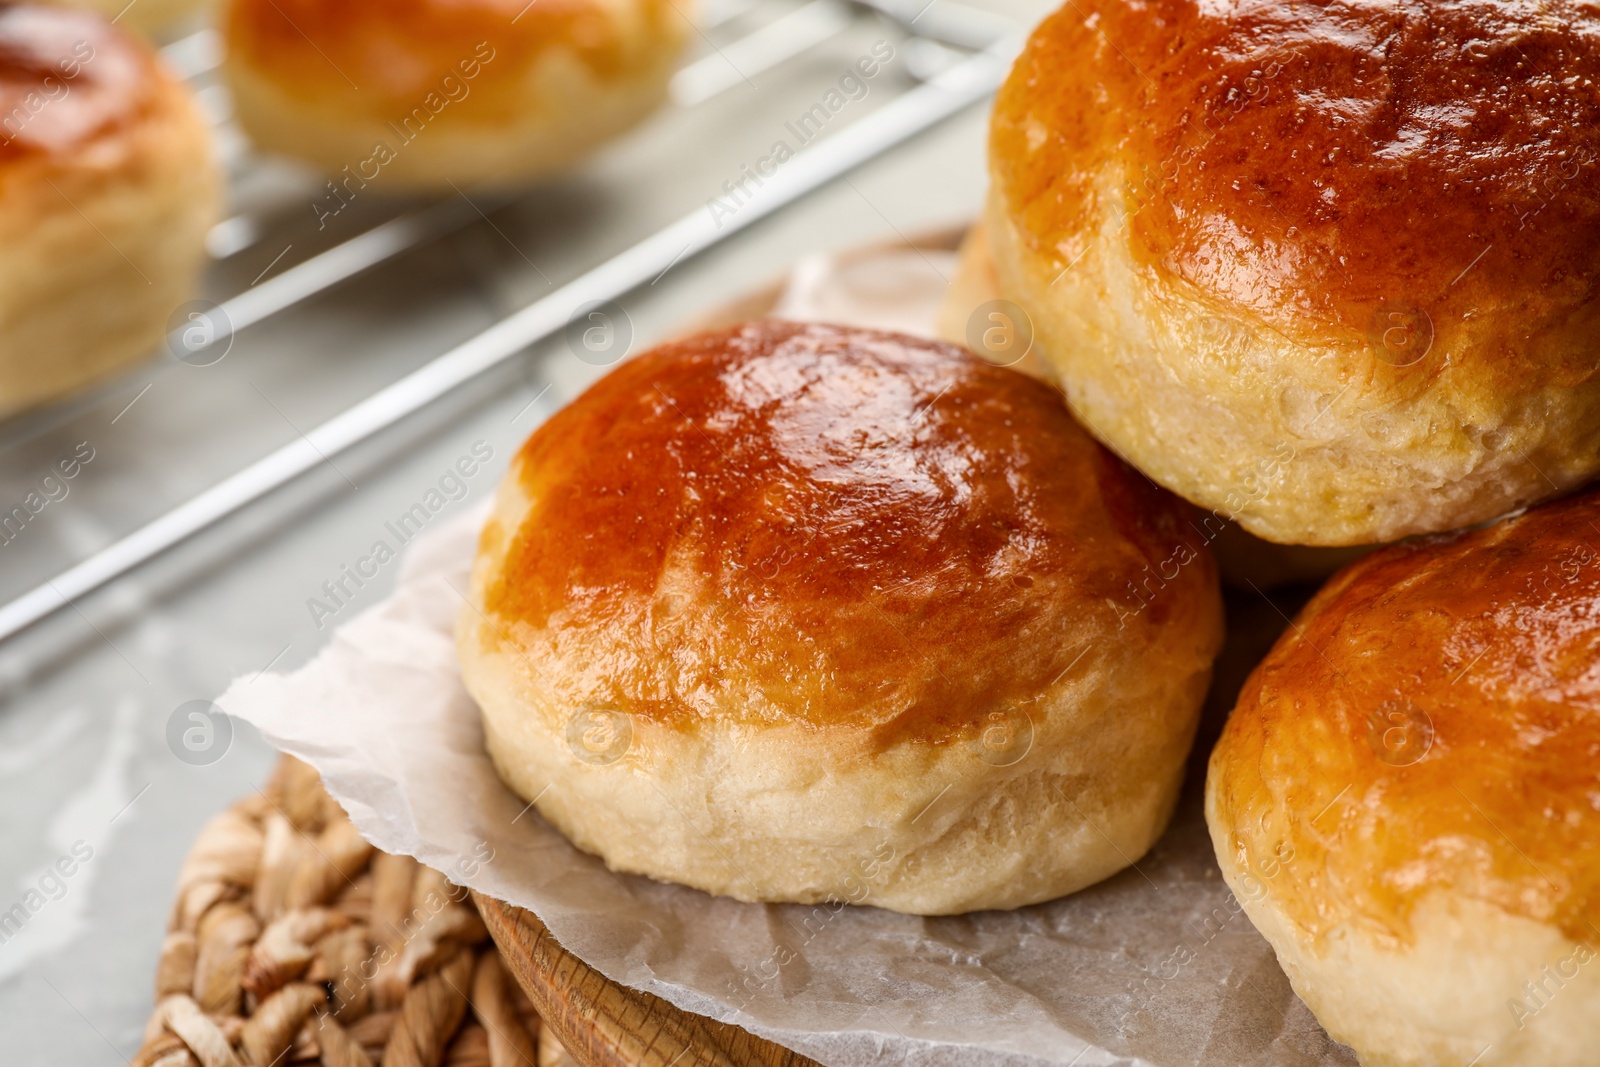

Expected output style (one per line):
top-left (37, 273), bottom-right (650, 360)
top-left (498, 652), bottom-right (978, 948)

top-left (0, 3), bottom-right (218, 417)
top-left (459, 320), bottom-right (1223, 915)
top-left (222, 0), bottom-right (689, 190)
top-left (1208, 488), bottom-right (1600, 1065)
top-left (988, 0), bottom-right (1600, 545)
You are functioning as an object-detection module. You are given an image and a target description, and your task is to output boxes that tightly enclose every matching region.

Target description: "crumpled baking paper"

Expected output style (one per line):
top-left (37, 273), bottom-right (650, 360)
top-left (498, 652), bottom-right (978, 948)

top-left (220, 247), bottom-right (1359, 1067)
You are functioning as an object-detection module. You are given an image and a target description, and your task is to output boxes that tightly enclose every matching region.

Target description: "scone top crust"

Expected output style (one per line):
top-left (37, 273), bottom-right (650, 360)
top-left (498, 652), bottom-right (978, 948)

top-left (0, 5), bottom-right (157, 164)
top-left (473, 321), bottom-right (1214, 747)
top-left (992, 0), bottom-right (1600, 370)
top-left (1210, 488), bottom-right (1600, 948)
top-left (224, 0), bottom-right (681, 117)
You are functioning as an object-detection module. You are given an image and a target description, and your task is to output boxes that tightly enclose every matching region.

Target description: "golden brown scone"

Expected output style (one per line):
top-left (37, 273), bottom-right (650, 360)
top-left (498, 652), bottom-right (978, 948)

top-left (1207, 489), bottom-right (1600, 1066)
top-left (0, 4), bottom-right (218, 418)
top-left (222, 0), bottom-right (688, 191)
top-left (988, 0), bottom-right (1600, 546)
top-left (460, 321), bottom-right (1223, 914)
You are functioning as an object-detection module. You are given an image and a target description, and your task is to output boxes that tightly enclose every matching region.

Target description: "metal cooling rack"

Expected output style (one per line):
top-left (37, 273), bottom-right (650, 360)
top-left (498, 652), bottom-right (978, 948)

top-left (0, 0), bottom-right (1022, 642)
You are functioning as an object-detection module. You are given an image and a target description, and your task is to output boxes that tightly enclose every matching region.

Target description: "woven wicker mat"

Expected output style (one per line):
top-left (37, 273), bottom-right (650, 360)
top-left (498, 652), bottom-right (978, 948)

top-left (131, 756), bottom-right (574, 1067)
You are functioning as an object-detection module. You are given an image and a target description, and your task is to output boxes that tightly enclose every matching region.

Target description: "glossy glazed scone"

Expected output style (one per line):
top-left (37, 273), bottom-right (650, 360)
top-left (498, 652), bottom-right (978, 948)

top-left (0, 4), bottom-right (218, 418)
top-left (988, 0), bottom-right (1600, 546)
top-left (1207, 489), bottom-right (1600, 1066)
top-left (460, 321), bottom-right (1223, 914)
top-left (223, 0), bottom-right (688, 190)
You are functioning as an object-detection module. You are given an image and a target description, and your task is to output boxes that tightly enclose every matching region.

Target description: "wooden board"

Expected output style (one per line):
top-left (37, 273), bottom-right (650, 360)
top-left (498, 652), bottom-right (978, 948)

top-left (475, 893), bottom-right (822, 1067)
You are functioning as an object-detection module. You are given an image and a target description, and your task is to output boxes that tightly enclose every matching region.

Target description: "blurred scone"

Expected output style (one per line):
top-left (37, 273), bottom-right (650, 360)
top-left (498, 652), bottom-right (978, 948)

top-left (1208, 488), bottom-right (1600, 1065)
top-left (988, 0), bottom-right (1600, 545)
top-left (459, 321), bottom-right (1223, 915)
top-left (223, 0), bottom-right (689, 190)
top-left (0, 4), bottom-right (217, 417)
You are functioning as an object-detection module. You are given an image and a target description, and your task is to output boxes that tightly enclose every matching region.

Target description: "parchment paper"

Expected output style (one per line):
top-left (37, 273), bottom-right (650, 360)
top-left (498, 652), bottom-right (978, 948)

top-left (219, 247), bottom-right (1359, 1067)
